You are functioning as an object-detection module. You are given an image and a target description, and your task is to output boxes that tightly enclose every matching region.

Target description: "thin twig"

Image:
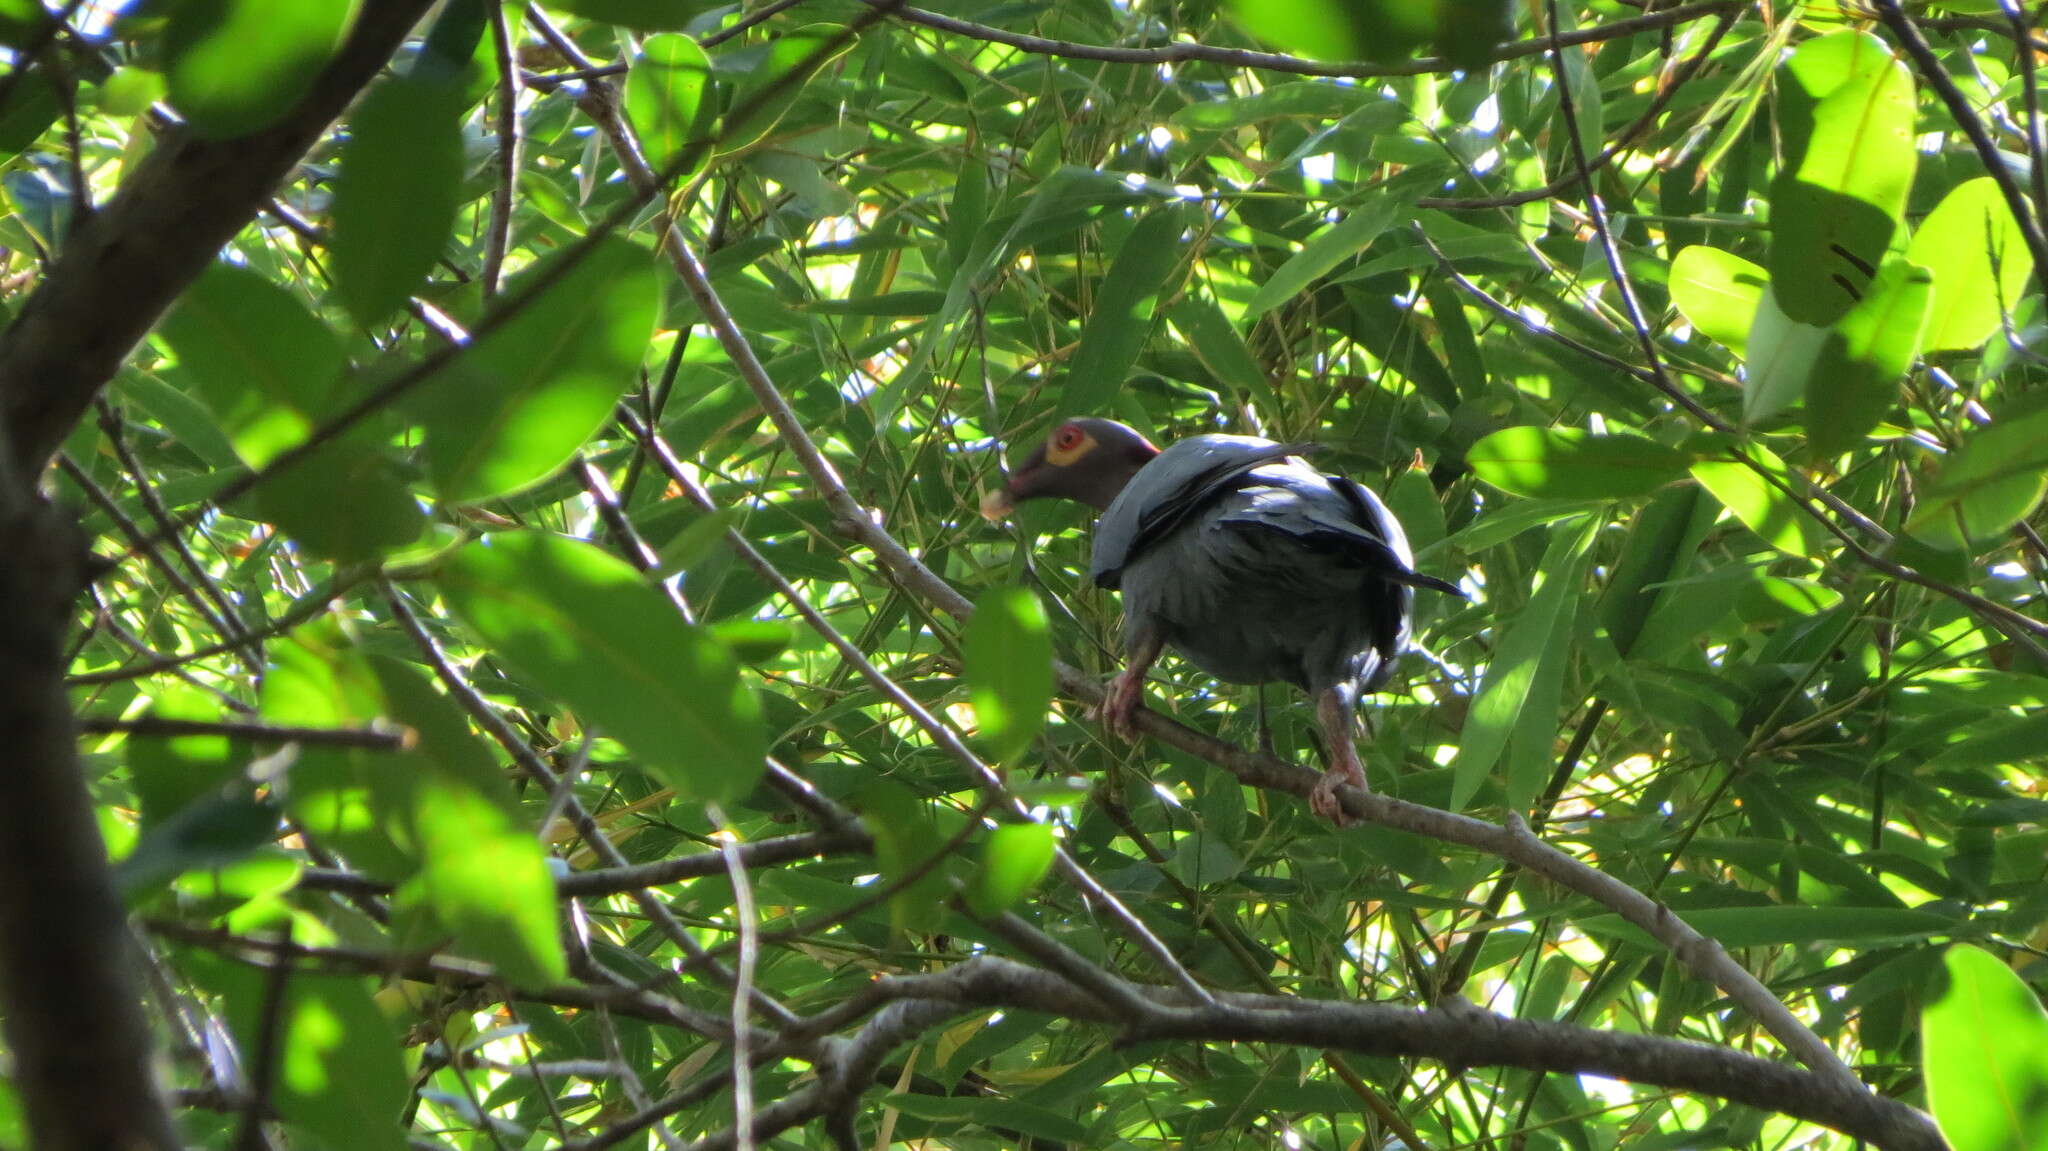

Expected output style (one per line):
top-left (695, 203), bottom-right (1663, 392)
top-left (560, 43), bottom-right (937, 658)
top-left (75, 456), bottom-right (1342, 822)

top-left (481, 0), bottom-right (523, 297)
top-left (78, 715), bottom-right (409, 749)
top-left (851, 0), bottom-right (1743, 79)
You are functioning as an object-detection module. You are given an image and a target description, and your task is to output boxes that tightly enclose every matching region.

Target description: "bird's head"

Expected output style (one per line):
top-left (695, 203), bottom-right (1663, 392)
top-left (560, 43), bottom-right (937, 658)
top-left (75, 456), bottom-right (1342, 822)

top-left (979, 417), bottom-right (1161, 520)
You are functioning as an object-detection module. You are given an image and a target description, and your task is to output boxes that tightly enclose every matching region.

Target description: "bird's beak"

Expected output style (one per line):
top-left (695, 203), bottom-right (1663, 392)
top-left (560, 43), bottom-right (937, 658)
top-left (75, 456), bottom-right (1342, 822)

top-left (979, 484), bottom-right (1016, 521)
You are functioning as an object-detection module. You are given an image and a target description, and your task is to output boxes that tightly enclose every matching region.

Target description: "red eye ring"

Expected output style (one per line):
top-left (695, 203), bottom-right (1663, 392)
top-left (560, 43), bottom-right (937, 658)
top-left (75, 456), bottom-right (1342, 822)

top-left (1054, 424), bottom-right (1083, 450)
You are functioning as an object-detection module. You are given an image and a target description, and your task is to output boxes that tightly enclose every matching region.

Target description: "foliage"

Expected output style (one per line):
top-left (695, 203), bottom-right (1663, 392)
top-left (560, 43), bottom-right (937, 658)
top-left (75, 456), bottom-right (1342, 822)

top-left (0, 0), bottom-right (2044, 1148)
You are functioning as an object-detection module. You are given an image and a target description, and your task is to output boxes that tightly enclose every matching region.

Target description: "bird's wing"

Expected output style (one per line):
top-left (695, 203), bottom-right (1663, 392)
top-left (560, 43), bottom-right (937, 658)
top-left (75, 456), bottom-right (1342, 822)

top-left (1217, 471), bottom-right (1464, 596)
top-left (1089, 435), bottom-right (1317, 588)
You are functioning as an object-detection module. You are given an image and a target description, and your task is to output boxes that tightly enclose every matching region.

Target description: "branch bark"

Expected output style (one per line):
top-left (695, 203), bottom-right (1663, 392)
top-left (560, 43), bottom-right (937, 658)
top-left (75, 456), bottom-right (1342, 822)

top-left (0, 504), bottom-right (180, 1151)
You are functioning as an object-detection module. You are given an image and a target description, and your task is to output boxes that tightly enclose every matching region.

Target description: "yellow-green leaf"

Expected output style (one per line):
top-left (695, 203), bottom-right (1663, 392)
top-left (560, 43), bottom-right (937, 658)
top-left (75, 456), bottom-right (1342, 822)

top-left (964, 587), bottom-right (1053, 765)
top-left (439, 532), bottom-right (767, 803)
top-left (1922, 945), bottom-right (2048, 1151)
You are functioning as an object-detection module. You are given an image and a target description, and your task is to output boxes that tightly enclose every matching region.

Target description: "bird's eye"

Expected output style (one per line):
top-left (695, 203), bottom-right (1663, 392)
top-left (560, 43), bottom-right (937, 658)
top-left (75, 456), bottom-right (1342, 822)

top-left (1054, 425), bottom-right (1083, 450)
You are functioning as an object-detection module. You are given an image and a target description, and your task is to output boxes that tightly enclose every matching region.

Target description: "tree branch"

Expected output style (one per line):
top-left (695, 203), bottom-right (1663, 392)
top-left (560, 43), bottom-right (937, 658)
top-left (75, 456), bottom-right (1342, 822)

top-left (0, 0), bottom-right (441, 476)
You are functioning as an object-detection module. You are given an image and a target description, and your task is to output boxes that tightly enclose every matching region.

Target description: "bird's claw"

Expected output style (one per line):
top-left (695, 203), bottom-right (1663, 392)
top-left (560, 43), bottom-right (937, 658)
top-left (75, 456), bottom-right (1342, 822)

top-left (1309, 764), bottom-right (1366, 828)
top-left (1093, 672), bottom-right (1143, 741)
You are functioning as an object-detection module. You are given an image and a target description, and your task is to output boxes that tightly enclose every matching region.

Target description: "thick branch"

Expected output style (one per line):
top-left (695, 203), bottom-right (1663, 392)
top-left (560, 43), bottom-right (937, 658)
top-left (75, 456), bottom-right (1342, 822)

top-left (0, 506), bottom-right (180, 1151)
top-left (0, 0), bottom-right (439, 476)
top-left (883, 958), bottom-right (1942, 1151)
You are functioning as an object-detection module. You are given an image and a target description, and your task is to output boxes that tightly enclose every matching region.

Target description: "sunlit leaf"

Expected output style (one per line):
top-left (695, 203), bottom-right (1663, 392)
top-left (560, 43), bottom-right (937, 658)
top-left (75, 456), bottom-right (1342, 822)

top-left (719, 23), bottom-right (851, 154)
top-left (549, 0), bottom-right (718, 30)
top-left (1768, 49), bottom-right (1916, 325)
top-left (439, 531), bottom-right (767, 802)
top-left (1908, 409), bottom-right (2048, 550)
top-left (1690, 439), bottom-right (1827, 559)
top-left (1669, 245), bottom-right (1767, 355)
top-left (1805, 259), bottom-right (1933, 455)
top-left (1923, 945), bottom-right (2048, 1151)
top-left (1452, 514), bottom-right (1597, 810)
top-left (372, 656), bottom-right (566, 988)
top-left (165, 0), bottom-right (355, 137)
top-left (964, 587), bottom-right (1053, 765)
top-left (625, 33), bottom-right (714, 179)
top-left (1909, 177), bottom-right (2037, 353)
top-left (416, 236), bottom-right (659, 502)
top-left (968, 823), bottom-right (1056, 916)
top-left (156, 263), bottom-right (339, 466)
top-left (1467, 427), bottom-right (1691, 499)
top-left (188, 955), bottom-right (410, 1151)
top-left (1742, 286), bottom-right (1830, 426)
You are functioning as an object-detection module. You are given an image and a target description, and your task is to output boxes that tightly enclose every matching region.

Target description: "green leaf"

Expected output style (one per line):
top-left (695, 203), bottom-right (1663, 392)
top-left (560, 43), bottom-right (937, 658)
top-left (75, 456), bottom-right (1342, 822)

top-left (1805, 259), bottom-right (1933, 455)
top-left (860, 777), bottom-right (958, 934)
top-left (188, 956), bottom-right (410, 1151)
top-left (1908, 177), bottom-right (2038, 353)
top-left (114, 795), bottom-right (280, 898)
top-left (127, 686), bottom-right (243, 831)
top-left (1223, 0), bottom-right (1366, 61)
top-left (418, 236), bottom-right (659, 502)
top-left (964, 587), bottom-right (1053, 765)
top-left (438, 532), bottom-right (767, 802)
top-left (1690, 440), bottom-right (1826, 559)
top-left (549, 0), bottom-right (717, 30)
top-left (371, 657), bottom-right (566, 988)
top-left (1668, 245), bottom-right (1766, 355)
top-left (1908, 409), bottom-right (2048, 549)
top-left (165, 0), bottom-right (355, 137)
top-left (720, 23), bottom-right (851, 154)
top-left (1061, 205), bottom-right (1190, 415)
top-left (262, 627), bottom-right (415, 882)
top-left (968, 823), bottom-right (1056, 916)
top-left (1733, 575), bottom-right (1844, 625)
top-left (1596, 484), bottom-right (1717, 659)
top-left (156, 262), bottom-right (341, 466)
top-left (331, 72), bottom-right (467, 327)
top-left (1923, 945), bottom-right (2048, 1151)
top-left (1168, 81), bottom-right (1387, 131)
top-left (1767, 52), bottom-right (1917, 325)
top-left (878, 1093), bottom-right (1089, 1143)
top-left (1466, 427), bottom-right (1691, 500)
top-left (118, 369), bottom-right (241, 470)
top-left (1244, 193), bottom-right (1411, 317)
top-left (625, 33), bottom-right (714, 179)
top-left (251, 435), bottom-right (426, 563)
top-left (1742, 286), bottom-right (1829, 426)
top-left (1167, 293), bottom-right (1277, 405)
top-left (98, 66), bottom-right (167, 117)
top-left (155, 263), bottom-right (425, 560)
top-left (1576, 904), bottom-right (1958, 949)
top-left (1451, 514), bottom-right (1597, 810)
top-left (798, 290), bottom-right (947, 317)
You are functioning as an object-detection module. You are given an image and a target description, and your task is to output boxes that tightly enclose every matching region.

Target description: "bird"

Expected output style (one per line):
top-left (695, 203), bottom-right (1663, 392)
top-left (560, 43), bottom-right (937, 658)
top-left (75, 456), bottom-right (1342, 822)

top-left (980, 417), bottom-right (1462, 824)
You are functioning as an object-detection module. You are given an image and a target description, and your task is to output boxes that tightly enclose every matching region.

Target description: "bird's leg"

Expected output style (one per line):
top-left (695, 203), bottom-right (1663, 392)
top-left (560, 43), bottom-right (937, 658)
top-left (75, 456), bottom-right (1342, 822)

top-left (1255, 685), bottom-right (1276, 757)
top-left (1093, 631), bottom-right (1164, 742)
top-left (1309, 687), bottom-right (1367, 826)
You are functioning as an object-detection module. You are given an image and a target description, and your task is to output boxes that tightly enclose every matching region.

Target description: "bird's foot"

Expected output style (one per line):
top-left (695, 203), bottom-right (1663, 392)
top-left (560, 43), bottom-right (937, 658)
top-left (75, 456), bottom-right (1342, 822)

top-left (1308, 756), bottom-right (1369, 827)
top-left (1091, 670), bottom-right (1144, 741)
top-left (1308, 769), bottom-right (1353, 826)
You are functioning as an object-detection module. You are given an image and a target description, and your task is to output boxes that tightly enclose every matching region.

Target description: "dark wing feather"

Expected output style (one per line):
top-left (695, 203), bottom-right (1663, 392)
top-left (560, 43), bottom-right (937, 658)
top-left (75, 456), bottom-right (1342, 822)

top-left (1091, 437), bottom-right (1319, 588)
top-left (1126, 442), bottom-right (1318, 554)
top-left (1324, 476), bottom-right (1464, 595)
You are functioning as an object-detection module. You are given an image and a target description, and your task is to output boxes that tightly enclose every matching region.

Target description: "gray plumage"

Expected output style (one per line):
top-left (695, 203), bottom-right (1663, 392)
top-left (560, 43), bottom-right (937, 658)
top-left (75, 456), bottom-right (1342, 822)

top-left (1092, 434), bottom-right (1444, 705)
top-left (984, 417), bottom-right (1460, 823)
